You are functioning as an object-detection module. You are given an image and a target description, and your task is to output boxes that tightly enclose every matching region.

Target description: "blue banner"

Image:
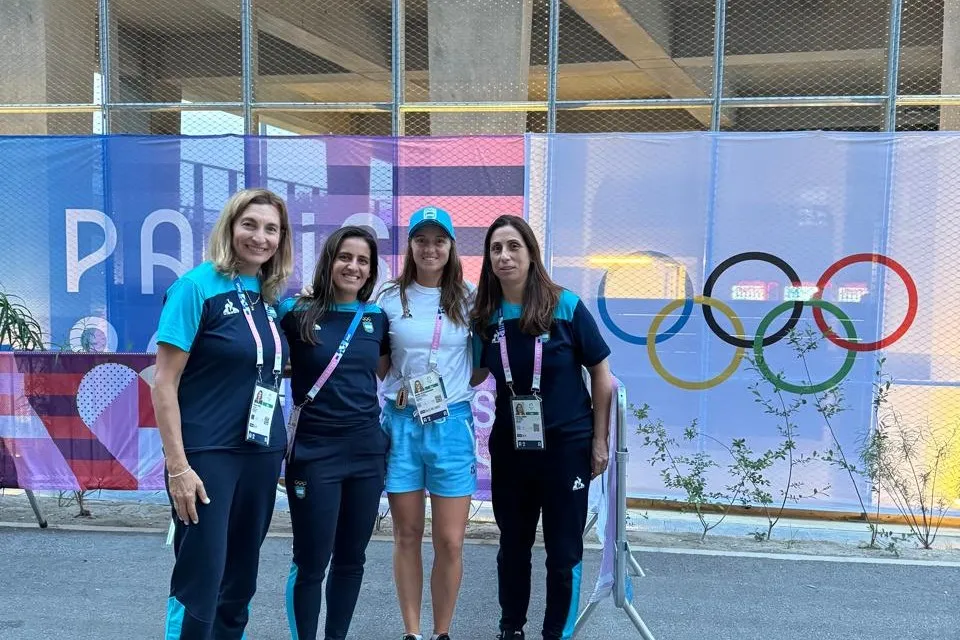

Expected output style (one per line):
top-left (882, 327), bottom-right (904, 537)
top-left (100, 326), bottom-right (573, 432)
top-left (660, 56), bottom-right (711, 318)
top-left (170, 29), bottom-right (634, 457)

top-left (2, 131), bottom-right (956, 510)
top-left (0, 134), bottom-right (525, 353)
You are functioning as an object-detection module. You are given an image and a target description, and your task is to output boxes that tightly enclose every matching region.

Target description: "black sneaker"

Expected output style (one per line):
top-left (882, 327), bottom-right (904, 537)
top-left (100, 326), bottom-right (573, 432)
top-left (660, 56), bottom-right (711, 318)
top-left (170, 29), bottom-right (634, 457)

top-left (496, 632), bottom-right (524, 640)
top-left (401, 635), bottom-right (422, 640)
top-left (434, 635), bottom-right (451, 640)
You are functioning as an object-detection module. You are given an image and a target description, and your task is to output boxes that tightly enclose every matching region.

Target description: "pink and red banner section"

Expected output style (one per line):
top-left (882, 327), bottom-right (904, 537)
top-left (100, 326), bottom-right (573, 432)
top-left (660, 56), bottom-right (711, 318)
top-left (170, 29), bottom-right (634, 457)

top-left (0, 352), bottom-right (501, 499)
top-left (0, 352), bottom-right (161, 491)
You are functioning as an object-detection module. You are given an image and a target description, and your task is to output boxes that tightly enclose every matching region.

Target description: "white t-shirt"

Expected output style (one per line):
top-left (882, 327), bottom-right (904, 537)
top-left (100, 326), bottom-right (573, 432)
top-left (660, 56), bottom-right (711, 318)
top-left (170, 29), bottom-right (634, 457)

top-left (376, 280), bottom-right (476, 407)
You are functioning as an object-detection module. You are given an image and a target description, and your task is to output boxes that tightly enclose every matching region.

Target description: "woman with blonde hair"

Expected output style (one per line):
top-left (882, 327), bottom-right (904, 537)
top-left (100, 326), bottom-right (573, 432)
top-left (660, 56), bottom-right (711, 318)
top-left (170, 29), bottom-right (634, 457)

top-left (152, 188), bottom-right (294, 639)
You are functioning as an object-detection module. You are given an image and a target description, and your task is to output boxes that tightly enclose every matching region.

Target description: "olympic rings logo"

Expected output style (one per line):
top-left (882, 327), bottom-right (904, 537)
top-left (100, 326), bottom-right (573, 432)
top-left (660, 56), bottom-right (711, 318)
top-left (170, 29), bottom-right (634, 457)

top-left (597, 252), bottom-right (919, 393)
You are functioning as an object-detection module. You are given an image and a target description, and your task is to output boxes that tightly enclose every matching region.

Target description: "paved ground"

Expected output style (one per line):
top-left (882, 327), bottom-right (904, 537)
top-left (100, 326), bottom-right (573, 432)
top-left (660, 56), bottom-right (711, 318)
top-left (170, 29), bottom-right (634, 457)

top-left (2, 528), bottom-right (959, 640)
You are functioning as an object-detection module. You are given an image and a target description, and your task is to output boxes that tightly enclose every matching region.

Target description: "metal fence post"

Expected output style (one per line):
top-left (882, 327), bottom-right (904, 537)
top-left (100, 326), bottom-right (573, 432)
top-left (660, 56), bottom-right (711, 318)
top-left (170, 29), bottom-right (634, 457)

top-left (392, 0), bottom-right (405, 136)
top-left (546, 0), bottom-right (560, 134)
top-left (542, 0), bottom-right (560, 275)
top-left (97, 0), bottom-right (112, 133)
top-left (695, 0), bottom-right (729, 446)
top-left (240, 0), bottom-right (259, 187)
top-left (868, 0), bottom-right (906, 477)
top-left (710, 0), bottom-right (728, 131)
top-left (884, 0), bottom-right (905, 131)
top-left (240, 0), bottom-right (255, 135)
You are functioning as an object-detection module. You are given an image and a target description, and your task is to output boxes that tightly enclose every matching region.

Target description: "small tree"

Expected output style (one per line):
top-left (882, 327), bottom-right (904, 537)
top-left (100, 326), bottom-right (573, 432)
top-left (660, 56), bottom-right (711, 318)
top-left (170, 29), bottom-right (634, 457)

top-left (741, 352), bottom-right (825, 541)
top-left (635, 404), bottom-right (741, 541)
top-left (769, 328), bottom-right (909, 553)
top-left (634, 401), bottom-right (824, 542)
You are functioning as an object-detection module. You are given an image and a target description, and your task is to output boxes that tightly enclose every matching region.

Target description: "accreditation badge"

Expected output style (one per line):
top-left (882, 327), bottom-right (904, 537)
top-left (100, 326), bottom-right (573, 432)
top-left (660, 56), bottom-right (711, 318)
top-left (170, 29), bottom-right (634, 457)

top-left (408, 370), bottom-right (449, 425)
top-left (511, 395), bottom-right (545, 450)
top-left (246, 383), bottom-right (278, 447)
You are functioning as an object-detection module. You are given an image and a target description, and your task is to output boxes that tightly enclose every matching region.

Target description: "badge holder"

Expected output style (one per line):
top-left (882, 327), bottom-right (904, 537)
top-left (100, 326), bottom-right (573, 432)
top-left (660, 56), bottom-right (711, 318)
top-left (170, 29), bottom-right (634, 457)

top-left (285, 402), bottom-right (304, 460)
top-left (396, 305), bottom-right (449, 425)
top-left (510, 393), bottom-right (544, 450)
top-left (408, 369), bottom-right (450, 425)
top-left (498, 310), bottom-right (546, 451)
top-left (246, 376), bottom-right (279, 447)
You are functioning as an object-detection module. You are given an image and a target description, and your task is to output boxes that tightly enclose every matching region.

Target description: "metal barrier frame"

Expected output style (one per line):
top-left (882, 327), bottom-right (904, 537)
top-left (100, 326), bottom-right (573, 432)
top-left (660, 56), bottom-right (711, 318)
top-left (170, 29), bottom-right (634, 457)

top-left (572, 379), bottom-right (656, 639)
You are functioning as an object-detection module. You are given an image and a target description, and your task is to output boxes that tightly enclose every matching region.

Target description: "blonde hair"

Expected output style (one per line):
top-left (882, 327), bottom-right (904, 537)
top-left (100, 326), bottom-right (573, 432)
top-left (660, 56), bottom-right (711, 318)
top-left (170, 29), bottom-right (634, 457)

top-left (207, 188), bottom-right (293, 303)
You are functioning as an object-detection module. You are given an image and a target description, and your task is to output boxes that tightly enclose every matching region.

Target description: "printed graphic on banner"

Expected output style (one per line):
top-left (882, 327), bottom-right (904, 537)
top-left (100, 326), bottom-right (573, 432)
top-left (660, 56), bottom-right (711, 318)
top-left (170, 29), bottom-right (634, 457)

top-left (5, 132), bottom-right (959, 516)
top-left (542, 132), bottom-right (947, 510)
top-left (0, 135), bottom-right (524, 354)
top-left (0, 353), bottom-right (506, 500)
top-left (0, 352), bottom-right (160, 491)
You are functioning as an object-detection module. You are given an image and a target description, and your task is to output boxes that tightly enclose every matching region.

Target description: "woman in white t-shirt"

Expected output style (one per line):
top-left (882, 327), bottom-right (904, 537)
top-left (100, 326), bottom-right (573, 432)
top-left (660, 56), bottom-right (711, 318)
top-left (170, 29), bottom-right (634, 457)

top-left (376, 206), bottom-right (480, 640)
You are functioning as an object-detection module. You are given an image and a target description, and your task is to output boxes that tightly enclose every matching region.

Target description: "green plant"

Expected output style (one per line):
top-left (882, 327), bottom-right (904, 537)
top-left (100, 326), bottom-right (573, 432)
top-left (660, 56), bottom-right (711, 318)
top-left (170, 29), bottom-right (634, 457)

top-left (727, 428), bottom-right (823, 542)
top-left (635, 404), bottom-right (738, 541)
top-left (0, 288), bottom-right (44, 350)
top-left (766, 325), bottom-right (899, 551)
top-left (635, 394), bottom-right (826, 543)
top-left (743, 339), bottom-right (829, 541)
top-left (863, 367), bottom-right (960, 550)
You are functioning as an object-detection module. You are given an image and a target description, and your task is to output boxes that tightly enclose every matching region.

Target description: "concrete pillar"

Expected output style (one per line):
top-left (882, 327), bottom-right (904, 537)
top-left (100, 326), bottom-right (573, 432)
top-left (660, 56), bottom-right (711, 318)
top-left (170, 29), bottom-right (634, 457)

top-left (112, 27), bottom-right (182, 135)
top-left (940, 0), bottom-right (960, 130)
top-left (426, 0), bottom-right (534, 134)
top-left (0, 0), bottom-right (97, 134)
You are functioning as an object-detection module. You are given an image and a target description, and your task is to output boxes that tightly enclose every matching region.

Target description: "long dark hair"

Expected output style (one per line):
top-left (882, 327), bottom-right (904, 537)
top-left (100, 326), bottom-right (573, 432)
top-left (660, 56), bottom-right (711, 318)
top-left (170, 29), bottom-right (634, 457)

top-left (471, 215), bottom-right (562, 338)
top-left (379, 231), bottom-right (471, 328)
top-left (296, 226), bottom-right (379, 345)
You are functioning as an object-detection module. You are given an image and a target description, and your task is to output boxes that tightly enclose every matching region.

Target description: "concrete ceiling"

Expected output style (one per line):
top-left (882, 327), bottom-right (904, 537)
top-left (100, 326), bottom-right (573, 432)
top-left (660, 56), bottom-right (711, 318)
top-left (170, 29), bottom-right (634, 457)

top-left (109, 0), bottom-right (947, 132)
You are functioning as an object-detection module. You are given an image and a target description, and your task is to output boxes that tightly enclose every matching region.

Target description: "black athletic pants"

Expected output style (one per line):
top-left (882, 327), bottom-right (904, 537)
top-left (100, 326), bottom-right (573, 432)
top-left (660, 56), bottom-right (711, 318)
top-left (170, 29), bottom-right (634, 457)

top-left (285, 429), bottom-right (387, 640)
top-left (490, 430), bottom-right (592, 640)
top-left (164, 449), bottom-right (284, 639)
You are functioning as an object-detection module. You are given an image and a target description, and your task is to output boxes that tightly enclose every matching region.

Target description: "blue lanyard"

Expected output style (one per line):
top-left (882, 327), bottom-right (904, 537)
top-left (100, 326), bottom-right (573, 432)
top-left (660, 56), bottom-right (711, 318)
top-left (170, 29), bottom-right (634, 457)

top-left (304, 304), bottom-right (366, 403)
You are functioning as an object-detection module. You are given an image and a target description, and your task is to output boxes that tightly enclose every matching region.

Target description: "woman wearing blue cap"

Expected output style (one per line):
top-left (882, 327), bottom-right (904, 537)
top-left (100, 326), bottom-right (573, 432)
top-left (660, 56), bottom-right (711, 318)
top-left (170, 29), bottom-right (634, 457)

top-left (377, 206), bottom-right (480, 640)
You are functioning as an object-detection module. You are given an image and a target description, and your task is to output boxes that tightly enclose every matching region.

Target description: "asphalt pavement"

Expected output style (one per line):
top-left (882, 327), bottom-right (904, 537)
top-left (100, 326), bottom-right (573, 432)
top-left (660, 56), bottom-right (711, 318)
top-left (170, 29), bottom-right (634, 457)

top-left (2, 527), bottom-right (959, 640)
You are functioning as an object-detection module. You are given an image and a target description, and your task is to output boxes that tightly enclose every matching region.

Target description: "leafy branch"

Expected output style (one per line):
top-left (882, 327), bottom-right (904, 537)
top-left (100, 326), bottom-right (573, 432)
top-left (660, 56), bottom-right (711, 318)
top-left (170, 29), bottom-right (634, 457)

top-left (635, 403), bottom-right (741, 541)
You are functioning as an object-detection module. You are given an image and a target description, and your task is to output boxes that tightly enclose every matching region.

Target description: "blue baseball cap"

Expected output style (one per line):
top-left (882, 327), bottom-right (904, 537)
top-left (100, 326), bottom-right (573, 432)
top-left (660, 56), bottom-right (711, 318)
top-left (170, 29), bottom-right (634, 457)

top-left (408, 206), bottom-right (456, 241)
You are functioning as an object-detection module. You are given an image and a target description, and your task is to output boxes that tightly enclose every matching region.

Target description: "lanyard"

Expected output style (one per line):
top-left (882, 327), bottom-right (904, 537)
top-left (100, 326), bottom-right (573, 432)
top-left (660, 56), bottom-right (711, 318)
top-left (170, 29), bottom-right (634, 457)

top-left (497, 309), bottom-right (542, 396)
top-left (233, 278), bottom-right (282, 384)
top-left (400, 299), bottom-right (445, 372)
top-left (427, 306), bottom-right (444, 370)
top-left (303, 304), bottom-right (366, 404)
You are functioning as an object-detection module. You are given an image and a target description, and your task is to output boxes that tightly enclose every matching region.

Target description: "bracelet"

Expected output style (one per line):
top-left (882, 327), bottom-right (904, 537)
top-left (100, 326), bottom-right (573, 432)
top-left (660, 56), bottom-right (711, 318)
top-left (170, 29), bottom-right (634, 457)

top-left (168, 466), bottom-right (192, 479)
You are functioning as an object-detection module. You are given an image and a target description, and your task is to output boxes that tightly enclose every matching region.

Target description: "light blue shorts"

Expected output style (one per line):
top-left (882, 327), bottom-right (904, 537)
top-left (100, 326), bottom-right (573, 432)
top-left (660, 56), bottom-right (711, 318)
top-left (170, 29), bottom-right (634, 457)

top-left (381, 400), bottom-right (477, 498)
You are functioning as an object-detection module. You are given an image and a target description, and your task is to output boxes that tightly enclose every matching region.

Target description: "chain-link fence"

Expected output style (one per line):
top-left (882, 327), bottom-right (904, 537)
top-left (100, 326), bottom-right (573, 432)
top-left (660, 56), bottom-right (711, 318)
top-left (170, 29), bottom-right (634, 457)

top-left (4, 0), bottom-right (960, 520)
top-left (536, 131), bottom-right (960, 518)
top-left (2, 0), bottom-right (958, 136)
